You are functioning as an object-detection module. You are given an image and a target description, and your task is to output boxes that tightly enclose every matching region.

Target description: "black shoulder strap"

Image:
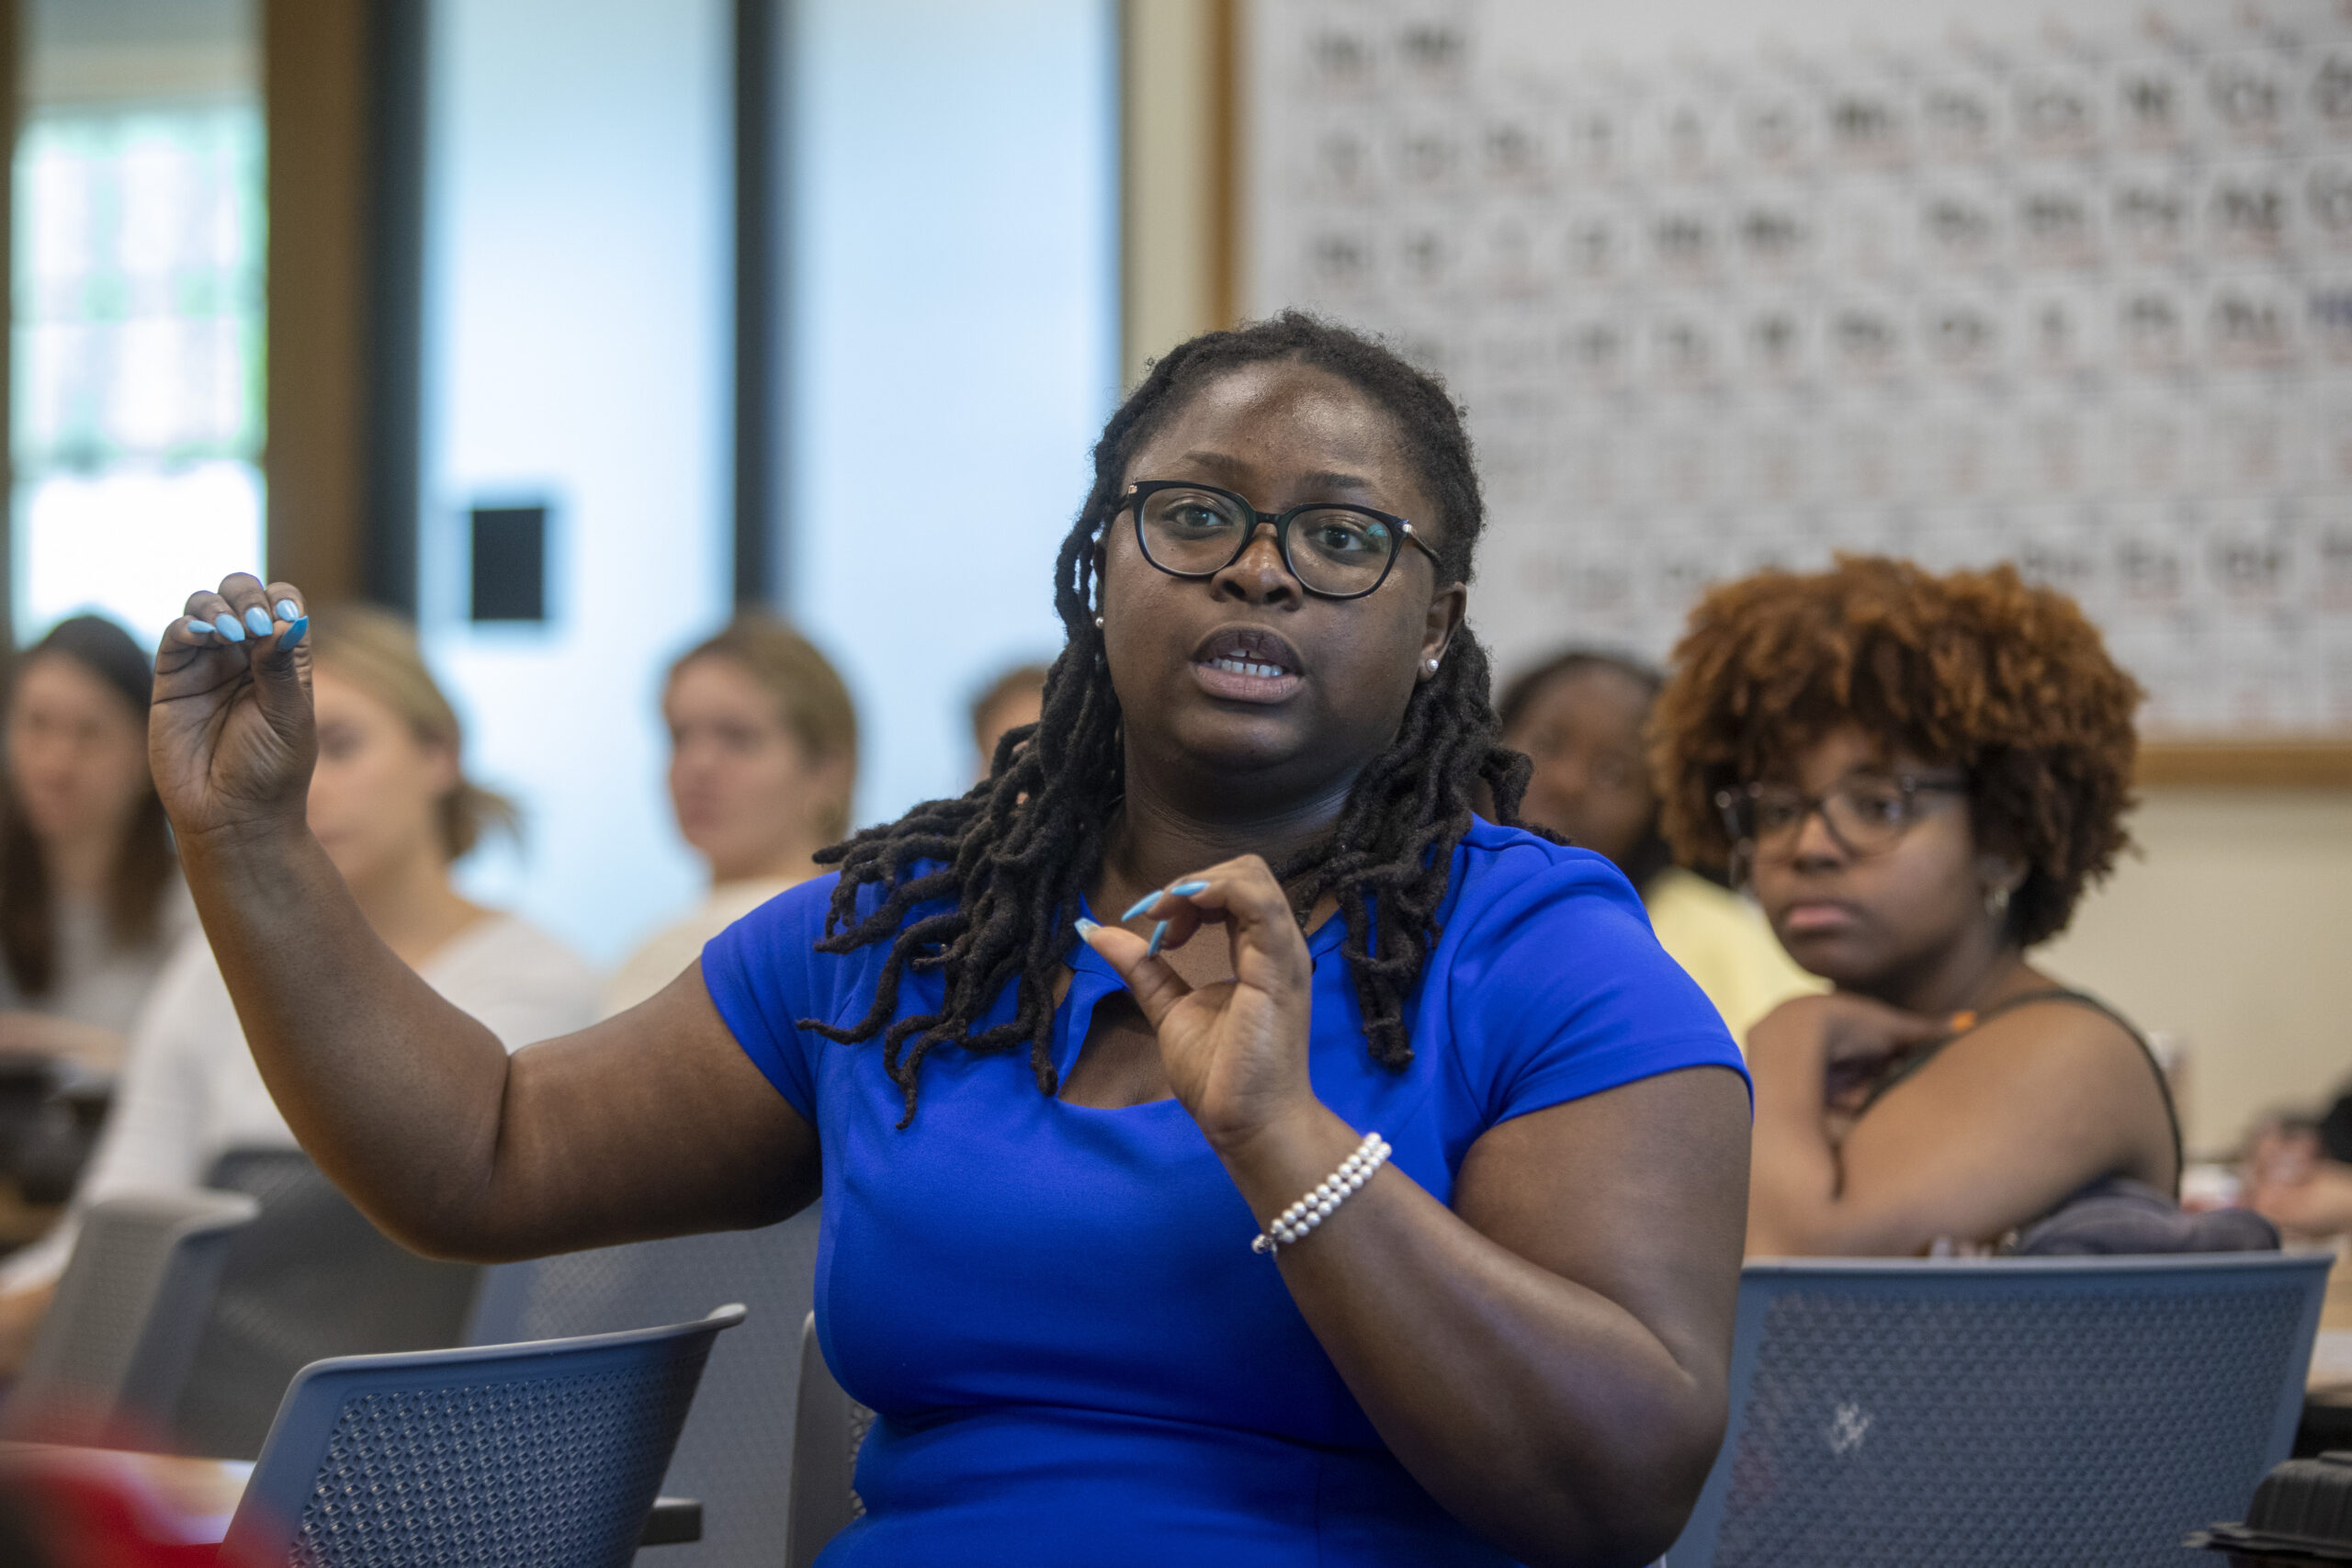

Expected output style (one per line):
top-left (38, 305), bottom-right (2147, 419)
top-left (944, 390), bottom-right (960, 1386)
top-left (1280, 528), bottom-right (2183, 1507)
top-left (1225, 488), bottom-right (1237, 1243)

top-left (1856, 988), bottom-right (2185, 1194)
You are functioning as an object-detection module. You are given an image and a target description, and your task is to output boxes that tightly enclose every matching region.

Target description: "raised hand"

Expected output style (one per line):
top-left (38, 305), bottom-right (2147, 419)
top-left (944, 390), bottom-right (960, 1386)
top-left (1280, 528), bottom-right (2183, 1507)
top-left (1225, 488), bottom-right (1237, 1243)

top-left (1077, 855), bottom-right (1318, 1153)
top-left (149, 573), bottom-right (312, 846)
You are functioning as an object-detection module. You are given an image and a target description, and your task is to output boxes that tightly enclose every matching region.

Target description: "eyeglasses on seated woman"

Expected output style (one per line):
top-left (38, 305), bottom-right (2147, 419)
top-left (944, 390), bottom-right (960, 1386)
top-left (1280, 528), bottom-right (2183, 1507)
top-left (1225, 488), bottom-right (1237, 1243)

top-left (1652, 554), bottom-right (2179, 1259)
top-left (141, 313), bottom-right (1750, 1567)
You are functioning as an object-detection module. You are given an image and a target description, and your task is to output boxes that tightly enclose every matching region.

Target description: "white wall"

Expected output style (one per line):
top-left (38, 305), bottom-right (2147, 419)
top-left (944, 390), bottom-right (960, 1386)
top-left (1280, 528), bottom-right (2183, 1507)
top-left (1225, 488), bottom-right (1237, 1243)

top-left (419, 0), bottom-right (732, 965)
top-left (2043, 787), bottom-right (2352, 1156)
top-left (786, 0), bottom-right (1120, 824)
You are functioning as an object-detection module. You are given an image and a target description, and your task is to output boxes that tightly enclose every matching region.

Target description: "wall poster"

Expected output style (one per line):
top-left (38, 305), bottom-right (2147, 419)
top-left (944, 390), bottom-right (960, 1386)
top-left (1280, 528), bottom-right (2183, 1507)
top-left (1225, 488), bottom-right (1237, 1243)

top-left (1247, 0), bottom-right (2352, 741)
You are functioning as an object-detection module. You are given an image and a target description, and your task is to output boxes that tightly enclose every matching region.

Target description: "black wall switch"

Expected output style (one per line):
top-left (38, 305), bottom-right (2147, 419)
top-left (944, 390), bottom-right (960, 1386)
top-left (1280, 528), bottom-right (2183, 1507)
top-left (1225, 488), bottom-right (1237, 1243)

top-left (469, 503), bottom-right (548, 623)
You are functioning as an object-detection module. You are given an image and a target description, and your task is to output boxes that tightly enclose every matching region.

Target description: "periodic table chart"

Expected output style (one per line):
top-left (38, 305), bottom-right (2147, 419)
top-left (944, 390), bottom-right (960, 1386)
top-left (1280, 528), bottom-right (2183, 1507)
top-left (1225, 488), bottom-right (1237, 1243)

top-left (1245, 0), bottom-right (2352, 737)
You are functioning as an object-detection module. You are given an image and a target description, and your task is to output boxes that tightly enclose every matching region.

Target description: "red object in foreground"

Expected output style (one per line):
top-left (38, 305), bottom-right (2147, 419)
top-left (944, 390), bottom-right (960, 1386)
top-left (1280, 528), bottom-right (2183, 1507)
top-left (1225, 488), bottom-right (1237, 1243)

top-left (0, 1446), bottom-right (260, 1568)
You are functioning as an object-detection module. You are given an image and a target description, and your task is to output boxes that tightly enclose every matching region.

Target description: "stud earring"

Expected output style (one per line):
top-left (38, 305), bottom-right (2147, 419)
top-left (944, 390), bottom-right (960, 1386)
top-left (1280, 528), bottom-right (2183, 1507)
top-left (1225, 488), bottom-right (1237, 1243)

top-left (1093, 615), bottom-right (1104, 630)
top-left (1984, 885), bottom-right (2012, 917)
top-left (1424, 658), bottom-right (1440, 673)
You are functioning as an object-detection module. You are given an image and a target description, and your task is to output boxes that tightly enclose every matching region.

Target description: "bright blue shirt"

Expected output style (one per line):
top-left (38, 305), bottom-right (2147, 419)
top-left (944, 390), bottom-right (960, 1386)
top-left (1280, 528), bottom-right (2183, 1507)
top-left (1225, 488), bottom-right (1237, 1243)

top-left (702, 818), bottom-right (1746, 1566)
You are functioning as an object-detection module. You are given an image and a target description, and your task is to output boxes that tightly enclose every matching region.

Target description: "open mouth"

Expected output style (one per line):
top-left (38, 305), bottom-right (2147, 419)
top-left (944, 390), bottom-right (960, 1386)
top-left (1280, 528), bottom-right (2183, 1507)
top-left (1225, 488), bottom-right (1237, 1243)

top-left (1191, 626), bottom-right (1304, 702)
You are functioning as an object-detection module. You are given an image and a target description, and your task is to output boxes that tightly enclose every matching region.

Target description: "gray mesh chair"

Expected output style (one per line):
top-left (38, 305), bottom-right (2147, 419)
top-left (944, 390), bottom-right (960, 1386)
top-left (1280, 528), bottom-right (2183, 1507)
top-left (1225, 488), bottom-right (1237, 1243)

top-left (1664, 1253), bottom-right (2331, 1568)
top-left (465, 1206), bottom-right (821, 1567)
top-left (0, 1189), bottom-right (258, 1446)
top-left (219, 1303), bottom-right (746, 1568)
top-left (785, 1311), bottom-right (874, 1568)
top-left (176, 1146), bottom-right (485, 1459)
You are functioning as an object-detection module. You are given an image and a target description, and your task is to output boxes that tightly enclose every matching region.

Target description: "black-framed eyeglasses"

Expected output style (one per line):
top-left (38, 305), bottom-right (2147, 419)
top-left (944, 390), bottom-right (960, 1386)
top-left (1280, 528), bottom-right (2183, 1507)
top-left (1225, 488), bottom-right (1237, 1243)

top-left (1114, 480), bottom-right (1444, 601)
top-left (1715, 770), bottom-right (1970, 863)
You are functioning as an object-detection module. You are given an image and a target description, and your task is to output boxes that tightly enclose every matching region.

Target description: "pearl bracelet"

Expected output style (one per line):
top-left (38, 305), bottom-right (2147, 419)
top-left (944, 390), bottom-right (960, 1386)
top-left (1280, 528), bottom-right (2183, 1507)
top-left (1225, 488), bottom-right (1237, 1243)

top-left (1250, 1132), bottom-right (1391, 1255)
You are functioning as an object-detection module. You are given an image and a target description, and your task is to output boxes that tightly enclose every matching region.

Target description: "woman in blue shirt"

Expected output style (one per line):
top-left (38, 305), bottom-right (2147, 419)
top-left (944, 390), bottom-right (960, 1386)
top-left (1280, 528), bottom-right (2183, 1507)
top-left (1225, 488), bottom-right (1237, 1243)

top-left (148, 314), bottom-right (1749, 1566)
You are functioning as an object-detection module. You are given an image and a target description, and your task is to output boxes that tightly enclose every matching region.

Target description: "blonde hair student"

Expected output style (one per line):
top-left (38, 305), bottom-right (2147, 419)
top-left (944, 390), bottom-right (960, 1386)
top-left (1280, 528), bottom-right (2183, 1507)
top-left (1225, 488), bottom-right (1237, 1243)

top-left (602, 615), bottom-right (858, 1016)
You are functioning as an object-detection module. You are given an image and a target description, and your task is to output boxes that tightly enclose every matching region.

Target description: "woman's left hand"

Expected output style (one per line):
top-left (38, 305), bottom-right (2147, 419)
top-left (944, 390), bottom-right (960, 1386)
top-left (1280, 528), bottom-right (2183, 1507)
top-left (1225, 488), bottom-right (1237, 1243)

top-left (1079, 855), bottom-right (1317, 1153)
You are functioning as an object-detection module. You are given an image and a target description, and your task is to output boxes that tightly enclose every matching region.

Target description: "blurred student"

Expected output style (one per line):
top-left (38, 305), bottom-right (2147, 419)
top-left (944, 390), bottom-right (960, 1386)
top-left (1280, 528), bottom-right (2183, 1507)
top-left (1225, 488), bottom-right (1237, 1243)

top-left (0, 607), bottom-right (594, 1365)
top-left (968, 661), bottom-right (1047, 784)
top-left (1498, 649), bottom-right (1817, 1044)
top-left (1651, 557), bottom-right (2178, 1257)
top-left (603, 616), bottom-right (857, 1016)
top-left (2245, 1097), bottom-right (2352, 1238)
top-left (0, 616), bottom-right (192, 1074)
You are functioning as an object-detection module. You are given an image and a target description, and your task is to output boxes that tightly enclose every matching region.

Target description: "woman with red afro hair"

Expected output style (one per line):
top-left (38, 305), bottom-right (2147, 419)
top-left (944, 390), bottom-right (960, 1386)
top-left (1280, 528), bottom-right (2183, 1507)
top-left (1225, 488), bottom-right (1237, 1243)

top-left (1650, 555), bottom-right (2178, 1256)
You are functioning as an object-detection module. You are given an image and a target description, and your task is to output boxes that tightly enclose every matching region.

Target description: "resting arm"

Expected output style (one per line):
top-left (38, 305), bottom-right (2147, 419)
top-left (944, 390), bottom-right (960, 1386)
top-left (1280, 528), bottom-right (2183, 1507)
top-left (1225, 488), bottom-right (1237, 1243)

top-left (1219, 1071), bottom-right (1750, 1567)
top-left (1747, 996), bottom-right (2169, 1256)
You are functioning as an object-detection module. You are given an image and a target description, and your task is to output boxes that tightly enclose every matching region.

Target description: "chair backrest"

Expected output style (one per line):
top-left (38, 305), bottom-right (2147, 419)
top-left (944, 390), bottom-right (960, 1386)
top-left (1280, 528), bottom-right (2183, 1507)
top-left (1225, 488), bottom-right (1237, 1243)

top-left (785, 1311), bottom-right (874, 1568)
top-left (175, 1147), bottom-right (484, 1459)
top-left (220, 1303), bottom-right (746, 1568)
top-left (465, 1206), bottom-right (821, 1567)
top-left (1665, 1252), bottom-right (2332, 1568)
top-left (1, 1189), bottom-right (259, 1446)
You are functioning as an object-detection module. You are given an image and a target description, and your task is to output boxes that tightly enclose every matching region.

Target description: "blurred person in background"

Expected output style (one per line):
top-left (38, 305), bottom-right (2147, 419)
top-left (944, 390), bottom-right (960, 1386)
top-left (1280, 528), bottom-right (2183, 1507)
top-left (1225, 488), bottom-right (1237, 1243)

top-left (968, 661), bottom-right (1047, 784)
top-left (603, 616), bottom-right (857, 1016)
top-left (0, 605), bottom-right (595, 1367)
top-left (1498, 649), bottom-right (1817, 1046)
top-left (0, 615), bottom-right (192, 1075)
top-left (2245, 1091), bottom-right (2352, 1238)
top-left (1652, 557), bottom-right (2178, 1257)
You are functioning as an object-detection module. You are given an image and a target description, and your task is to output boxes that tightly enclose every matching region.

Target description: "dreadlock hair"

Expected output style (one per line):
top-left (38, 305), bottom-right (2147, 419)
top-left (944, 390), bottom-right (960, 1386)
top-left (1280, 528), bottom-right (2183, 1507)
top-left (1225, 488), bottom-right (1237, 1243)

top-left (807, 310), bottom-right (1533, 1125)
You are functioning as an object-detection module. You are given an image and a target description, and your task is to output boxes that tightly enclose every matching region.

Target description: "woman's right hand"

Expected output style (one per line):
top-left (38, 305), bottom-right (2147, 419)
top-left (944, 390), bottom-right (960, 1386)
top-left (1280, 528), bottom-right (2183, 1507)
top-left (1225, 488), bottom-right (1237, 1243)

top-left (148, 573), bottom-right (313, 846)
top-left (1749, 992), bottom-right (1949, 1115)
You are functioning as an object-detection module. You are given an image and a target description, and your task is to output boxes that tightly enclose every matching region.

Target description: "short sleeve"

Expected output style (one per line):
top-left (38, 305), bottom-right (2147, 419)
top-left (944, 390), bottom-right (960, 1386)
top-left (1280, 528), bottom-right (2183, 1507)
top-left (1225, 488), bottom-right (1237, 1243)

top-left (1445, 843), bottom-right (1751, 1127)
top-left (700, 876), bottom-right (845, 1124)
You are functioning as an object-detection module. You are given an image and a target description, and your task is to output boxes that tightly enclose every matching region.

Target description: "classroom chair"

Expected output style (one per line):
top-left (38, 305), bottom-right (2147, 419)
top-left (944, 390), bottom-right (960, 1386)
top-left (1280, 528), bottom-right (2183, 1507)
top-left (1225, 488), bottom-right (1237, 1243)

top-left (0, 1189), bottom-right (259, 1447)
top-left (217, 1304), bottom-right (745, 1568)
top-left (175, 1146), bottom-right (484, 1459)
top-left (785, 1311), bottom-right (876, 1568)
top-left (1663, 1252), bottom-right (2331, 1568)
top-left (466, 1206), bottom-right (822, 1567)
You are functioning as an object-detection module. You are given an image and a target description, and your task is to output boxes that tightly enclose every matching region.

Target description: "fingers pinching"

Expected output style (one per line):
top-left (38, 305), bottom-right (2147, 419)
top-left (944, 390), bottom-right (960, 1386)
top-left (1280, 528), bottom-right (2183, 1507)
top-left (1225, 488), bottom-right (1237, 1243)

top-left (178, 585), bottom-right (247, 646)
top-left (1113, 876), bottom-right (1215, 959)
top-left (1072, 911), bottom-right (1198, 1028)
top-left (263, 581), bottom-right (310, 651)
top-left (167, 577), bottom-right (309, 654)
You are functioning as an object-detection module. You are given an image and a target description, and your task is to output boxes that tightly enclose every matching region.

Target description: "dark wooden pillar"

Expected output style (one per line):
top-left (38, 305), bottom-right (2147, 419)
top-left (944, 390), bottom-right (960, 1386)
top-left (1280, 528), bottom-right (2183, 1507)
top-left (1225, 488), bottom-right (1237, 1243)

top-left (261, 0), bottom-right (368, 604)
top-left (262, 0), bottom-right (424, 612)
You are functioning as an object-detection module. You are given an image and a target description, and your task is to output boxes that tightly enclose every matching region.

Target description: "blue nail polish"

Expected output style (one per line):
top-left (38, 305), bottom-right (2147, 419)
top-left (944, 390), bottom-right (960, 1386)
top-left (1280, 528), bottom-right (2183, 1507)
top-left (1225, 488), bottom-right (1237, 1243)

top-left (243, 605), bottom-right (273, 636)
top-left (1073, 917), bottom-right (1100, 939)
top-left (275, 600), bottom-right (300, 621)
top-left (185, 618), bottom-right (212, 637)
top-left (1145, 919), bottom-right (1170, 958)
top-left (213, 614), bottom-right (245, 643)
top-left (1170, 880), bottom-right (1210, 897)
top-left (277, 615), bottom-right (309, 651)
top-left (1119, 892), bottom-right (1160, 921)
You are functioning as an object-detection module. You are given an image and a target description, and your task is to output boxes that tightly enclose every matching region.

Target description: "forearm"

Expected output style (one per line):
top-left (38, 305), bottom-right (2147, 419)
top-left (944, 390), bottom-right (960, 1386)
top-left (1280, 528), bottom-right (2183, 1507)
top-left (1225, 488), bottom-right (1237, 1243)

top-left (1745, 1021), bottom-right (1933, 1257)
top-left (1745, 1043), bottom-right (1857, 1254)
top-left (1218, 1106), bottom-right (1722, 1568)
top-left (180, 822), bottom-right (515, 1254)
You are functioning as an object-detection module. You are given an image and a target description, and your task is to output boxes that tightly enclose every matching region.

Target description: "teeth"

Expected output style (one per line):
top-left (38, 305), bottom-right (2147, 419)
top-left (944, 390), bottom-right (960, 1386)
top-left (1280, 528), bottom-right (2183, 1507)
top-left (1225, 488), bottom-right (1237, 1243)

top-left (1209, 657), bottom-right (1289, 679)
